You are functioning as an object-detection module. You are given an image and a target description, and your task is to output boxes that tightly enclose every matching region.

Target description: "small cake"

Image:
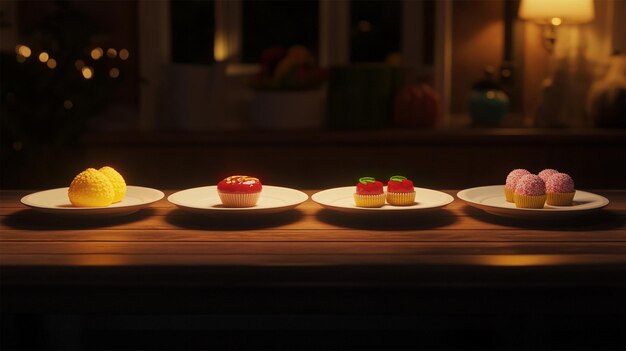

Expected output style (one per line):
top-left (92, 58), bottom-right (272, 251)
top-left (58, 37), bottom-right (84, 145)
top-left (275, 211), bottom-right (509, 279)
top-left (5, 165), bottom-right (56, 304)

top-left (545, 172), bottom-right (575, 206)
top-left (513, 174), bottom-right (546, 209)
top-left (98, 166), bottom-right (126, 203)
top-left (68, 168), bottom-right (115, 207)
top-left (353, 177), bottom-right (385, 208)
top-left (386, 175), bottom-right (416, 206)
top-left (217, 175), bottom-right (262, 207)
top-left (538, 168), bottom-right (559, 183)
top-left (505, 169), bottom-right (531, 202)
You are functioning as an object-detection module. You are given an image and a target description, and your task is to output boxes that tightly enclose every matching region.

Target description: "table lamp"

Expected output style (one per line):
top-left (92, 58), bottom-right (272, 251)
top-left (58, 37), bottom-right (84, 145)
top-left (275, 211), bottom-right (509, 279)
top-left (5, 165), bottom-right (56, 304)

top-left (519, 0), bottom-right (594, 52)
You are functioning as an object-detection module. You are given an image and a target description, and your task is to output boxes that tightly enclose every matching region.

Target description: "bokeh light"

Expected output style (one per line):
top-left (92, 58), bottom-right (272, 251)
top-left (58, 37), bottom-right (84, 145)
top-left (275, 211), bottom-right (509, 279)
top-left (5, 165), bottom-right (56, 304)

top-left (16, 45), bottom-right (32, 58)
top-left (106, 48), bottom-right (117, 58)
top-left (81, 67), bottom-right (94, 79)
top-left (38, 52), bottom-right (49, 62)
top-left (63, 100), bottom-right (73, 110)
top-left (91, 47), bottom-right (103, 60)
top-left (119, 49), bottom-right (129, 60)
top-left (109, 67), bottom-right (120, 78)
top-left (47, 59), bottom-right (57, 69)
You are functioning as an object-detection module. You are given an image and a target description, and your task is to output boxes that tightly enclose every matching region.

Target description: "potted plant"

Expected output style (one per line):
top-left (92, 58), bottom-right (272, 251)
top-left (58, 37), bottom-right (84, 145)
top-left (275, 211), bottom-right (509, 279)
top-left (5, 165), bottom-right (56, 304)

top-left (249, 45), bottom-right (327, 130)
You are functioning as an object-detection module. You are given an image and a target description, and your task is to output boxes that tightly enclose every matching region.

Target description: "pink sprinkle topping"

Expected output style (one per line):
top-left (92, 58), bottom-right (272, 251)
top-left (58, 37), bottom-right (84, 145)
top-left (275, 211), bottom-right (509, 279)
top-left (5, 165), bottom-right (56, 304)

top-left (538, 169), bottom-right (559, 183)
top-left (546, 173), bottom-right (575, 193)
top-left (505, 169), bottom-right (531, 190)
top-left (515, 174), bottom-right (546, 196)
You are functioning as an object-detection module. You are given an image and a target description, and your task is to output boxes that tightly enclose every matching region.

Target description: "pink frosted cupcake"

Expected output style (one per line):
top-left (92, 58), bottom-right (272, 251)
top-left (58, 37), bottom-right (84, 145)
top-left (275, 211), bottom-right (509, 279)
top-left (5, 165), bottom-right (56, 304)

top-left (545, 173), bottom-right (575, 206)
top-left (514, 174), bottom-right (546, 209)
top-left (538, 169), bottom-right (559, 183)
top-left (504, 169), bottom-right (531, 202)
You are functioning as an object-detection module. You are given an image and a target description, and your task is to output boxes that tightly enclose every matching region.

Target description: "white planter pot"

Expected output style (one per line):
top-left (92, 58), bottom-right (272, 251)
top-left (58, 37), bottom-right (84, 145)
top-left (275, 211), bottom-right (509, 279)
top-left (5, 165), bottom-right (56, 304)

top-left (250, 90), bottom-right (326, 130)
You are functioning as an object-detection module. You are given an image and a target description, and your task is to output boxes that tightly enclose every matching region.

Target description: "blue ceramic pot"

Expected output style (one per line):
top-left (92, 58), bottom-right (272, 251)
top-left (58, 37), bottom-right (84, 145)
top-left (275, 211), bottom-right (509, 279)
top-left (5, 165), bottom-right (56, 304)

top-left (468, 89), bottom-right (509, 127)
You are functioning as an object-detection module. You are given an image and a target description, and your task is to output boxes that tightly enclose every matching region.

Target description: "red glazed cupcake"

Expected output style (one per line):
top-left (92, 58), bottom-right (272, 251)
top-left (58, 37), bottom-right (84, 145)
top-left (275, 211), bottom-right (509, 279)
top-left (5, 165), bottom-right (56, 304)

top-left (217, 175), bottom-right (262, 207)
top-left (545, 172), bottom-right (575, 206)
top-left (513, 174), bottom-right (546, 209)
top-left (504, 169), bottom-right (531, 202)
top-left (353, 177), bottom-right (385, 208)
top-left (386, 175), bottom-right (416, 206)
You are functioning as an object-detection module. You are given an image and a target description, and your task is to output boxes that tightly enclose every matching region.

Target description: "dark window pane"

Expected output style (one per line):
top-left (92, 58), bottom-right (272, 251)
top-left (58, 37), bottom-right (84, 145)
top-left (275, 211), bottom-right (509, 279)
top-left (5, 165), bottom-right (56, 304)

top-left (350, 0), bottom-right (401, 63)
top-left (242, 0), bottom-right (319, 63)
top-left (423, 0), bottom-right (435, 66)
top-left (170, 0), bottom-right (215, 64)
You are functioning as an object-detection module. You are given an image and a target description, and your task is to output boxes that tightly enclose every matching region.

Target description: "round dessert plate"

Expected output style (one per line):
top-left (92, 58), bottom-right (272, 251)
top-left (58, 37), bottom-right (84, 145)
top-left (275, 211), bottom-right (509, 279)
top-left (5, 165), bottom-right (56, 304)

top-left (20, 186), bottom-right (165, 216)
top-left (457, 185), bottom-right (609, 219)
top-left (311, 187), bottom-right (454, 213)
top-left (167, 185), bottom-right (309, 214)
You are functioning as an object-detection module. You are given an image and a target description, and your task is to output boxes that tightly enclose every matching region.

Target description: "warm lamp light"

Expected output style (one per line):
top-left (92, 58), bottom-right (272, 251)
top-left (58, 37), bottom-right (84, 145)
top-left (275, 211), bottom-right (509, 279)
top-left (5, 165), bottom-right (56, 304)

top-left (519, 0), bottom-right (594, 53)
top-left (519, 0), bottom-right (594, 25)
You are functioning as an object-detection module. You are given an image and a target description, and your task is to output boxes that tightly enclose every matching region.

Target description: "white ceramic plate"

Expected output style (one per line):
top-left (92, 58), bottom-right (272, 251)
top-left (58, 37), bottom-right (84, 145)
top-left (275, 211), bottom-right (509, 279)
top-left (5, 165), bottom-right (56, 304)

top-left (311, 186), bottom-right (454, 213)
top-left (167, 185), bottom-right (309, 214)
top-left (457, 185), bottom-right (609, 218)
top-left (20, 186), bottom-right (165, 216)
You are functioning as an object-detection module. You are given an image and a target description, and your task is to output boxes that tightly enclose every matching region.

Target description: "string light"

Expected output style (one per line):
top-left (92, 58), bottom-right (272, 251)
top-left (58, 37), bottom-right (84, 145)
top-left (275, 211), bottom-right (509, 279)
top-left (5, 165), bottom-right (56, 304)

top-left (106, 48), bottom-right (117, 58)
top-left (47, 59), bottom-right (57, 69)
top-left (91, 47), bottom-right (103, 60)
top-left (109, 67), bottom-right (120, 78)
top-left (119, 49), bottom-right (129, 60)
top-left (16, 45), bottom-right (32, 58)
top-left (81, 66), bottom-right (94, 79)
top-left (38, 52), bottom-right (49, 62)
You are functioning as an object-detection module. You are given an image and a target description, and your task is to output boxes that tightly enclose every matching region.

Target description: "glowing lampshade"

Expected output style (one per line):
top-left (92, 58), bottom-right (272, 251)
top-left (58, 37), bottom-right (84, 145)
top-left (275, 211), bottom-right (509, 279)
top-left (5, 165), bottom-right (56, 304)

top-left (519, 0), bottom-right (594, 25)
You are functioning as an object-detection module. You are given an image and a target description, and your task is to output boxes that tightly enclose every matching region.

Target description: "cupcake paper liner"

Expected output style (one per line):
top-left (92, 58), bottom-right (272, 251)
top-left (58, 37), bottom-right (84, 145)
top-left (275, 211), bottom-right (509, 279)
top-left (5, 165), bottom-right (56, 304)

top-left (513, 193), bottom-right (546, 209)
top-left (386, 191), bottom-right (416, 206)
top-left (218, 191), bottom-right (261, 208)
top-left (546, 191), bottom-right (575, 206)
top-left (504, 187), bottom-right (515, 202)
top-left (353, 193), bottom-right (386, 208)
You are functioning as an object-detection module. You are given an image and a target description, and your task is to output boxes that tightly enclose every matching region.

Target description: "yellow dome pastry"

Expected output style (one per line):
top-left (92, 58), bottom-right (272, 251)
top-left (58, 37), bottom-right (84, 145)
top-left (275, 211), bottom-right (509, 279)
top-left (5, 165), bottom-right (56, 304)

top-left (68, 168), bottom-right (115, 207)
top-left (98, 166), bottom-right (127, 203)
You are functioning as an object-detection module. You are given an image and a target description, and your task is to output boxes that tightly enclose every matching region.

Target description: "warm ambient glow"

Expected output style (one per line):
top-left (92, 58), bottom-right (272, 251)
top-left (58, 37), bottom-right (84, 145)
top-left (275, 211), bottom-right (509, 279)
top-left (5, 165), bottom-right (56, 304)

top-left (47, 58), bottom-right (57, 69)
top-left (81, 66), bottom-right (94, 79)
top-left (38, 52), bottom-right (49, 62)
top-left (119, 49), bottom-right (129, 60)
top-left (91, 47), bottom-right (103, 60)
top-left (214, 34), bottom-right (227, 61)
top-left (358, 20), bottom-right (372, 32)
top-left (16, 45), bottom-right (32, 58)
top-left (107, 48), bottom-right (117, 58)
top-left (476, 255), bottom-right (563, 267)
top-left (519, 0), bottom-right (594, 24)
top-left (109, 67), bottom-right (120, 78)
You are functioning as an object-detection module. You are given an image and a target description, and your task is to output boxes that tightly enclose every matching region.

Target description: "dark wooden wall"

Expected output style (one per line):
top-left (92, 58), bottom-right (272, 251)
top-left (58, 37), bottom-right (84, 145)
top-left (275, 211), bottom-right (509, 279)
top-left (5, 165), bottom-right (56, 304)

top-left (6, 129), bottom-right (622, 190)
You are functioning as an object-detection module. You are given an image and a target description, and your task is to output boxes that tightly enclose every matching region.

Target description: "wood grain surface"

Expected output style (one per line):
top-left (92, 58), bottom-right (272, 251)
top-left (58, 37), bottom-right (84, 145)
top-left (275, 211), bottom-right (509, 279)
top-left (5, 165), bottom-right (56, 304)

top-left (1, 190), bottom-right (624, 274)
